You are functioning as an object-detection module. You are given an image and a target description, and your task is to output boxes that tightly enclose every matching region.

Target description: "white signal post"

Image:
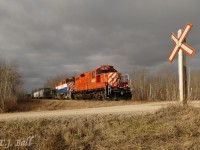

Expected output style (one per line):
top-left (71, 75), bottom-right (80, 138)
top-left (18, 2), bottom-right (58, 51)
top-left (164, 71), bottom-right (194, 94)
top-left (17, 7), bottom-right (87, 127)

top-left (178, 29), bottom-right (187, 105)
top-left (168, 23), bottom-right (195, 105)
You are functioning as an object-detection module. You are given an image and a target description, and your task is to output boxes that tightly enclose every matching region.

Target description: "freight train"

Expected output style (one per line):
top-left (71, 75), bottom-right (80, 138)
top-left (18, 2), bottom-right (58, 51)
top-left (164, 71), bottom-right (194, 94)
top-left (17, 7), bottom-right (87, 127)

top-left (32, 65), bottom-right (132, 100)
top-left (55, 65), bottom-right (132, 100)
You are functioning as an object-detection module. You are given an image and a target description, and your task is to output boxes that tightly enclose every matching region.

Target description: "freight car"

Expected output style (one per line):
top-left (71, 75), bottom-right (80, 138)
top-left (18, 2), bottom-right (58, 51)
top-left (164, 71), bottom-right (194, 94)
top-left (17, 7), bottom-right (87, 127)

top-left (31, 88), bottom-right (55, 99)
top-left (55, 65), bottom-right (132, 100)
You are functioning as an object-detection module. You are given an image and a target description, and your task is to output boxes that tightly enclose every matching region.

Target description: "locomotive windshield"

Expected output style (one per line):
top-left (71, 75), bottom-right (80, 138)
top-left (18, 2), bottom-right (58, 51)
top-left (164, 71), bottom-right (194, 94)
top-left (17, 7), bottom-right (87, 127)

top-left (101, 66), bottom-right (116, 74)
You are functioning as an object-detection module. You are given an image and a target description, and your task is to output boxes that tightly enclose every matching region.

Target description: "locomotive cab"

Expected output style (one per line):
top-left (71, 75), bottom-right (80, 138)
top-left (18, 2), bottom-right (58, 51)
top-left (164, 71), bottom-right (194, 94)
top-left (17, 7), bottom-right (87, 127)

top-left (96, 65), bottom-right (116, 83)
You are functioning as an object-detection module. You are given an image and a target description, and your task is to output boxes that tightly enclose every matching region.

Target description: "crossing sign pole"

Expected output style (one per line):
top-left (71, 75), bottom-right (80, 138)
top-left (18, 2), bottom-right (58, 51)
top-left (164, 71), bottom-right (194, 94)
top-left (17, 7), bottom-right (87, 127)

top-left (178, 29), bottom-right (187, 105)
top-left (168, 23), bottom-right (195, 105)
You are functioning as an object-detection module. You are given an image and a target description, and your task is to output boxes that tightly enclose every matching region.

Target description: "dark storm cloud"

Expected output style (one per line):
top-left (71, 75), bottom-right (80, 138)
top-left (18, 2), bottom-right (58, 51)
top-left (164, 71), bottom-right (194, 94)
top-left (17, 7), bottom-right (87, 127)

top-left (0, 0), bottom-right (199, 92)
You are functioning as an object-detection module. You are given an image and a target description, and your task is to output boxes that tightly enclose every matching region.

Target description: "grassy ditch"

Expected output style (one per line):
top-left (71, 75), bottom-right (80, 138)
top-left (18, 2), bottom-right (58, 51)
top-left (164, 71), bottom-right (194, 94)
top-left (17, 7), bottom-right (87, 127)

top-left (1, 105), bottom-right (200, 150)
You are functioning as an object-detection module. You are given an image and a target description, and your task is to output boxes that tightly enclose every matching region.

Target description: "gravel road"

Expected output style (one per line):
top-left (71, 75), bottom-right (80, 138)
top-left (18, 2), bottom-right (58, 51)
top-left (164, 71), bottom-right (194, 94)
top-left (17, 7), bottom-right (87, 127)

top-left (0, 101), bottom-right (177, 121)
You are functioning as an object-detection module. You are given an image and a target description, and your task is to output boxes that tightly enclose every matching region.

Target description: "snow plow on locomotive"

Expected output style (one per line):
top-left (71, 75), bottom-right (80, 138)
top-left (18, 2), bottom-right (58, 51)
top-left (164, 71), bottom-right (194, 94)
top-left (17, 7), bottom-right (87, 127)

top-left (54, 65), bottom-right (132, 100)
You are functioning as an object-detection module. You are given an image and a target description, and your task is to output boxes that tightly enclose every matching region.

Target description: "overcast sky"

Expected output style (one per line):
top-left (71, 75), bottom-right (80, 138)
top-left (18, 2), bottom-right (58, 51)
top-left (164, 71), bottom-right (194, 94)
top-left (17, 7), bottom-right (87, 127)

top-left (0, 0), bottom-right (199, 92)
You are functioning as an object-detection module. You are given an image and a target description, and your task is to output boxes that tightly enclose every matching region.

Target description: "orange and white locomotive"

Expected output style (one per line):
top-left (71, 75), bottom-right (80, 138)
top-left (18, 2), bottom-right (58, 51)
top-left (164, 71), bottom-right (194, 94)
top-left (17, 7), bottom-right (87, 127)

top-left (55, 65), bottom-right (132, 100)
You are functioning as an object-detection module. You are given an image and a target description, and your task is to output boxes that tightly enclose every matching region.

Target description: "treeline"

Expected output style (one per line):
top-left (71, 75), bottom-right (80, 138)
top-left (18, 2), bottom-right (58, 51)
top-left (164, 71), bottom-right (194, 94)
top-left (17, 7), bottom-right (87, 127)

top-left (131, 68), bottom-right (200, 101)
top-left (0, 58), bottom-right (22, 112)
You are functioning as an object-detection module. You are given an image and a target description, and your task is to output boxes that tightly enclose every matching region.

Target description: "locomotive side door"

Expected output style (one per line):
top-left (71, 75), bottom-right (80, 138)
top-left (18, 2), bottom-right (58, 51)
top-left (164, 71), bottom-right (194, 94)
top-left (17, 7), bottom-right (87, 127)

top-left (96, 69), bottom-right (101, 83)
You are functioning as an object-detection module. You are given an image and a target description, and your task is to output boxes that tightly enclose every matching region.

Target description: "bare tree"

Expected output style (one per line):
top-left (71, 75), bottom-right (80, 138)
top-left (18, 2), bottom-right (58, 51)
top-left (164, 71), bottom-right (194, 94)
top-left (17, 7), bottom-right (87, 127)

top-left (0, 58), bottom-right (21, 112)
top-left (189, 72), bottom-right (200, 100)
top-left (131, 68), bottom-right (149, 100)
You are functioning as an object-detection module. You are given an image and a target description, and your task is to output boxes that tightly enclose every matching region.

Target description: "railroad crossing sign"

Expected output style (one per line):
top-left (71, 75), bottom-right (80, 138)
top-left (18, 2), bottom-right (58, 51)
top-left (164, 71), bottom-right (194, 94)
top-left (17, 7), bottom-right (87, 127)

top-left (168, 23), bottom-right (196, 105)
top-left (168, 23), bottom-right (195, 62)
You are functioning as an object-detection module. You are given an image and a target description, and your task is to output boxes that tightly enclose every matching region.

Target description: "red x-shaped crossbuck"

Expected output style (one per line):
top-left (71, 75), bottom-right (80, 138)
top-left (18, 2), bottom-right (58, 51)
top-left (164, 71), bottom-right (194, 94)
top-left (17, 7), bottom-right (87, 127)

top-left (168, 23), bottom-right (195, 62)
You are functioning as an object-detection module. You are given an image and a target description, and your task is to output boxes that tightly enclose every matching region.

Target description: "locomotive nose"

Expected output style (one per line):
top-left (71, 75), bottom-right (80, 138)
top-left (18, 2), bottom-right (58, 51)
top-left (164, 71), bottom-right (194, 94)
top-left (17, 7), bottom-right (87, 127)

top-left (108, 72), bottom-right (120, 87)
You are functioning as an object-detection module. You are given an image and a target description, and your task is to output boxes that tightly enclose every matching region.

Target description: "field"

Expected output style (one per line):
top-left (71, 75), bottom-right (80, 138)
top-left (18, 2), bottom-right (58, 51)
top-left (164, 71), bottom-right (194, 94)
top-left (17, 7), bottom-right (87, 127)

top-left (14, 99), bottom-right (144, 112)
top-left (1, 105), bottom-right (200, 150)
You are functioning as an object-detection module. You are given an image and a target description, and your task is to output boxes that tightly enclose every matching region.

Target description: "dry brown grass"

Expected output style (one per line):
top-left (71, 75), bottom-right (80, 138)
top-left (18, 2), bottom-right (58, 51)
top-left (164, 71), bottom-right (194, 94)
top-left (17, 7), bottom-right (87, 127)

top-left (1, 105), bottom-right (200, 149)
top-left (14, 99), bottom-right (144, 112)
